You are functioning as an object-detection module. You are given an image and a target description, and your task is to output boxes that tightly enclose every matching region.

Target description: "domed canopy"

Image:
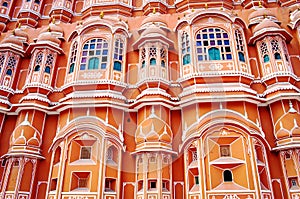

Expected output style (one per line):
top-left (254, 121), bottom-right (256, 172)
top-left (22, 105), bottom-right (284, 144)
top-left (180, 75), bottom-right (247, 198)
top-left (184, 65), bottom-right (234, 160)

top-left (1, 35), bottom-right (23, 49)
top-left (275, 112), bottom-right (300, 139)
top-left (37, 31), bottom-right (61, 45)
top-left (253, 18), bottom-right (280, 33)
top-left (141, 24), bottom-right (167, 37)
top-left (12, 123), bottom-right (41, 147)
top-left (136, 117), bottom-right (172, 144)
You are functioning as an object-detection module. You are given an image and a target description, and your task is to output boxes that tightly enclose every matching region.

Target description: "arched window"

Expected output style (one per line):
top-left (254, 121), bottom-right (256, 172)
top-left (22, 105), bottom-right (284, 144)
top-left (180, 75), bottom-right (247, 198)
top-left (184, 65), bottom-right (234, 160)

top-left (113, 39), bottom-right (124, 71)
top-left (196, 28), bottom-right (232, 62)
top-left (113, 61), bottom-right (121, 71)
top-left (183, 54), bottom-right (190, 65)
top-left (223, 170), bottom-right (233, 182)
top-left (80, 38), bottom-right (108, 70)
top-left (2, 2), bottom-right (8, 7)
top-left (69, 63), bottom-right (74, 73)
top-left (181, 32), bottom-right (191, 65)
top-left (263, 55), bottom-right (270, 63)
top-left (208, 47), bottom-right (221, 60)
top-left (235, 30), bottom-right (246, 62)
top-left (69, 41), bottom-right (78, 74)
top-left (34, 0), bottom-right (40, 4)
top-left (150, 58), bottom-right (156, 65)
top-left (270, 39), bottom-right (283, 62)
top-left (274, 52), bottom-right (281, 60)
top-left (34, 65), bottom-right (40, 71)
top-left (6, 69), bottom-right (12, 76)
top-left (161, 60), bottom-right (165, 67)
top-left (142, 60), bottom-right (146, 68)
top-left (260, 42), bottom-right (269, 63)
top-left (88, 57), bottom-right (99, 70)
top-left (238, 52), bottom-right (245, 62)
top-left (45, 66), bottom-right (51, 74)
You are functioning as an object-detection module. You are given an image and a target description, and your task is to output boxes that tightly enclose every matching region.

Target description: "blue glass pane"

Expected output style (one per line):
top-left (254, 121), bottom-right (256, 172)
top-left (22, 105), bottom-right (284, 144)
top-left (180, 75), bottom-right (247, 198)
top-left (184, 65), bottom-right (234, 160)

top-left (196, 34), bottom-right (201, 39)
top-left (198, 55), bottom-right (203, 61)
top-left (150, 58), bottom-right (156, 65)
top-left (238, 52), bottom-right (245, 62)
top-left (226, 54), bottom-right (232, 60)
top-left (82, 51), bottom-right (87, 56)
top-left (187, 47), bottom-right (190, 52)
top-left (274, 53), bottom-right (281, 60)
top-left (101, 63), bottom-right (106, 69)
top-left (216, 29), bottom-right (220, 32)
top-left (113, 61), bottom-right (122, 71)
top-left (81, 58), bottom-right (86, 63)
top-left (142, 61), bottom-right (146, 68)
top-left (217, 40), bottom-right (222, 45)
top-left (119, 55), bottom-right (123, 60)
top-left (210, 41), bottom-right (215, 46)
top-left (209, 34), bottom-right (214, 39)
top-left (223, 33), bottom-right (228, 38)
top-left (224, 40), bottom-right (229, 45)
top-left (264, 55), bottom-right (270, 63)
top-left (6, 69), bottom-right (12, 76)
top-left (203, 29), bottom-right (207, 32)
top-left (197, 48), bottom-right (202, 53)
top-left (90, 44), bottom-right (95, 49)
top-left (183, 54), bottom-right (190, 65)
top-left (120, 43), bottom-right (123, 48)
top-left (80, 64), bottom-right (86, 70)
top-left (97, 44), bottom-right (102, 49)
top-left (203, 34), bottom-right (208, 39)
top-left (69, 63), bottom-right (74, 73)
top-left (103, 43), bottom-right (108, 48)
top-left (91, 39), bottom-right (96, 43)
top-left (196, 41), bottom-right (202, 46)
top-left (96, 50), bottom-right (101, 55)
top-left (103, 50), bottom-right (108, 55)
top-left (161, 60), bottom-right (165, 67)
top-left (34, 65), bottom-right (40, 71)
top-left (209, 28), bottom-right (213, 32)
top-left (83, 44), bottom-right (88, 49)
top-left (45, 66), bottom-right (51, 74)
top-left (2, 2), bottom-right (8, 7)
top-left (216, 33), bottom-right (221, 38)
top-left (114, 54), bottom-right (118, 59)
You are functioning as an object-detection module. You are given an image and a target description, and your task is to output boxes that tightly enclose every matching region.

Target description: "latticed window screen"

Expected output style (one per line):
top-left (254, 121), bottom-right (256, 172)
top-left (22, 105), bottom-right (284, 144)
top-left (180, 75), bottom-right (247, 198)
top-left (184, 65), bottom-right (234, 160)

top-left (80, 38), bottom-right (109, 70)
top-left (181, 31), bottom-right (191, 65)
top-left (235, 29), bottom-right (246, 62)
top-left (69, 41), bottom-right (78, 73)
top-left (195, 28), bottom-right (232, 62)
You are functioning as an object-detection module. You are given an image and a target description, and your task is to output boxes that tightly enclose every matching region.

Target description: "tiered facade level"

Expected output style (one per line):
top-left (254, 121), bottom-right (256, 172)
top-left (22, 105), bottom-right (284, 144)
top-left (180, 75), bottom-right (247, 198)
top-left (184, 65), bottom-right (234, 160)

top-left (1, 0), bottom-right (300, 199)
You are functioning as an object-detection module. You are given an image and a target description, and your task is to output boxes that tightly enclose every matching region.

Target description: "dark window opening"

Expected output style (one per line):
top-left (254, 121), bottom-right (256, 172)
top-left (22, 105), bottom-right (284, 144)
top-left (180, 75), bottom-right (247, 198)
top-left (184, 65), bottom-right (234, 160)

top-left (223, 170), bottom-right (233, 182)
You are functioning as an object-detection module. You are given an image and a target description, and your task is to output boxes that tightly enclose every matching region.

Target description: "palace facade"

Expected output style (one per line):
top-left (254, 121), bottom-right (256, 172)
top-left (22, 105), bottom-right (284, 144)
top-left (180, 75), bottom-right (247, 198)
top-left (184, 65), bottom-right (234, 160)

top-left (0, 0), bottom-right (299, 199)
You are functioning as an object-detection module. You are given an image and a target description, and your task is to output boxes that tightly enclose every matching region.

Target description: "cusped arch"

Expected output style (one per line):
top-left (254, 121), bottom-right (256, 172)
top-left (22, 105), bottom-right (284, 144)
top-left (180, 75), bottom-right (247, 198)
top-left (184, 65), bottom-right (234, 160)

top-left (50, 116), bottom-right (124, 151)
top-left (175, 10), bottom-right (247, 31)
top-left (180, 109), bottom-right (270, 152)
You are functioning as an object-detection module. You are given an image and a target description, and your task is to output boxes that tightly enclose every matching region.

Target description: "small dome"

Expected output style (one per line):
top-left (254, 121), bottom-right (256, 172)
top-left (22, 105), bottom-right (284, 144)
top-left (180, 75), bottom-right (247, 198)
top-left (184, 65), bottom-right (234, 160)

top-left (136, 117), bottom-right (172, 144)
top-left (253, 18), bottom-right (281, 33)
top-left (11, 124), bottom-right (41, 147)
top-left (14, 28), bottom-right (29, 40)
top-left (275, 112), bottom-right (300, 139)
top-left (141, 13), bottom-right (167, 26)
top-left (37, 32), bottom-right (61, 45)
top-left (1, 35), bottom-right (23, 48)
top-left (248, 8), bottom-right (275, 21)
top-left (141, 24), bottom-right (167, 37)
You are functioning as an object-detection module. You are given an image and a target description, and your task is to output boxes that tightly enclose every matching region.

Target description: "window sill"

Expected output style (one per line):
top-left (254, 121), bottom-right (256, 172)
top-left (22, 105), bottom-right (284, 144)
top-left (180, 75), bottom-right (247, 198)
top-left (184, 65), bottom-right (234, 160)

top-left (69, 159), bottom-right (96, 165)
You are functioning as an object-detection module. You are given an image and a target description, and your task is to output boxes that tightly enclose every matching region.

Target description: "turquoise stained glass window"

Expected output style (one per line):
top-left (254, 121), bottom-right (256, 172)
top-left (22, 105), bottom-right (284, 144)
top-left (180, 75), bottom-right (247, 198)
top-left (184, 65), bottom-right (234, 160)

top-left (274, 52), bottom-right (281, 60)
top-left (88, 57), bottom-right (99, 70)
top-left (150, 58), bottom-right (156, 65)
top-left (80, 38), bottom-right (108, 70)
top-left (208, 47), bottom-right (221, 60)
top-left (238, 52), bottom-right (245, 62)
top-left (113, 61), bottom-right (122, 71)
top-left (45, 66), bottom-right (51, 74)
top-left (263, 55), bottom-right (270, 63)
top-left (196, 28), bottom-right (232, 62)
